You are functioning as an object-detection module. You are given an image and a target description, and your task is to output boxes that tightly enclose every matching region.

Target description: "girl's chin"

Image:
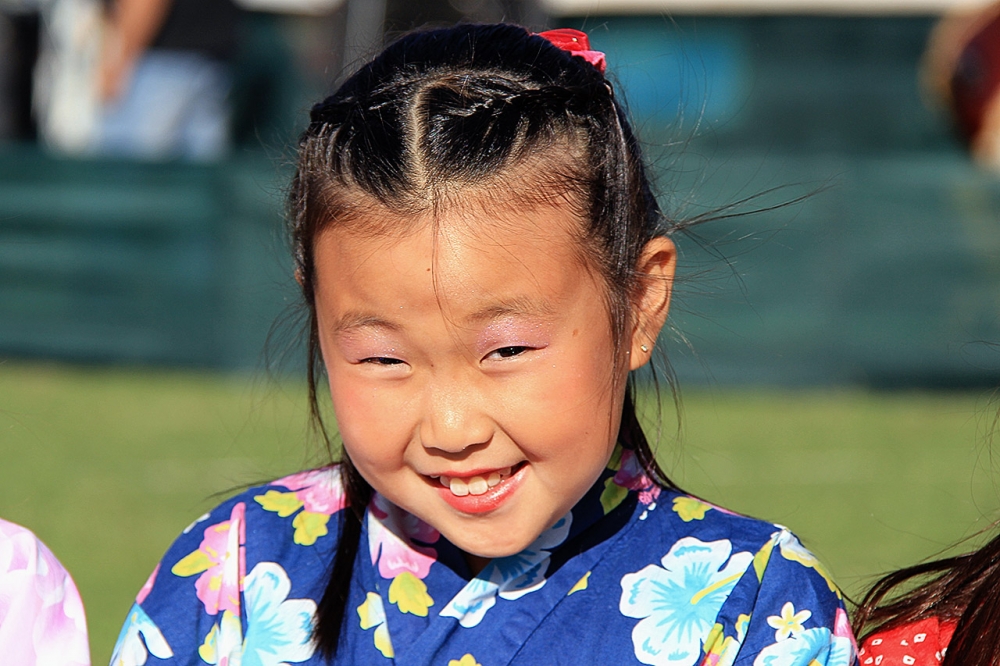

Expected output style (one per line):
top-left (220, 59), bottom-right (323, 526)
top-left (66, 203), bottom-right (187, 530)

top-left (441, 523), bottom-right (546, 562)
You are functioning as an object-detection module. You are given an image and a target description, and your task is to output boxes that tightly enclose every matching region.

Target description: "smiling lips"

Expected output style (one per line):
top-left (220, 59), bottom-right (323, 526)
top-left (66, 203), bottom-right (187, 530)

top-left (430, 465), bottom-right (524, 514)
top-left (433, 467), bottom-right (513, 496)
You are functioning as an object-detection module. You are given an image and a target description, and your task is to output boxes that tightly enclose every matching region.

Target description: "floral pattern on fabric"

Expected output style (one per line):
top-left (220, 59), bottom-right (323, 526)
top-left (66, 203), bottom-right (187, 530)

top-left (368, 493), bottom-right (440, 616)
top-left (775, 530), bottom-right (842, 598)
top-left (858, 617), bottom-right (954, 666)
top-left (440, 512), bottom-right (572, 628)
top-left (701, 613), bottom-right (749, 666)
top-left (620, 537), bottom-right (754, 666)
top-left (673, 496), bottom-right (712, 522)
top-left (768, 602), bottom-right (812, 642)
top-left (601, 447), bottom-right (661, 514)
top-left (754, 607), bottom-right (855, 666)
top-left (242, 562), bottom-right (317, 665)
top-left (255, 467), bottom-right (347, 546)
top-left (358, 592), bottom-right (394, 658)
top-left (196, 562), bottom-right (317, 666)
top-left (113, 465), bottom-right (856, 665)
top-left (111, 603), bottom-right (173, 666)
top-left (197, 610), bottom-right (241, 666)
top-left (171, 502), bottom-right (246, 616)
top-left (0, 518), bottom-right (91, 666)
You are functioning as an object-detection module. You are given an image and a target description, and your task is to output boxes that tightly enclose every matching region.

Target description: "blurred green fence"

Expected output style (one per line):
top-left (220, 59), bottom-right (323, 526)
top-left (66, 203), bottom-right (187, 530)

top-left (1, 15), bottom-right (999, 384)
top-left (0, 147), bottom-right (296, 369)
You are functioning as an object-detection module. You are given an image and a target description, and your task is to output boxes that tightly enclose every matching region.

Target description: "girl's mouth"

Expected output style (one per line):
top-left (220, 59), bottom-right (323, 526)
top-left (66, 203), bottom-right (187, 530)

top-left (429, 463), bottom-right (527, 513)
top-left (432, 466), bottom-right (516, 497)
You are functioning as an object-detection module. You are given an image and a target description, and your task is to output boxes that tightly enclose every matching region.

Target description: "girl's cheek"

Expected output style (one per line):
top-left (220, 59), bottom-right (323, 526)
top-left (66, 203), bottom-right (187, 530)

top-left (329, 379), bottom-right (381, 436)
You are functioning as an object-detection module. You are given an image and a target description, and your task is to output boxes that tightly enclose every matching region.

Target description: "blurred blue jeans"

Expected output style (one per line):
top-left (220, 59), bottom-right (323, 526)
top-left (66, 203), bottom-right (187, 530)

top-left (95, 50), bottom-right (231, 161)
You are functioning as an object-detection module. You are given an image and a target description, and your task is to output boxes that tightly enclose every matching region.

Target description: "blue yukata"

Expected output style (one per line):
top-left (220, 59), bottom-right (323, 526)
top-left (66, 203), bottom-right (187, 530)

top-left (111, 447), bottom-right (858, 666)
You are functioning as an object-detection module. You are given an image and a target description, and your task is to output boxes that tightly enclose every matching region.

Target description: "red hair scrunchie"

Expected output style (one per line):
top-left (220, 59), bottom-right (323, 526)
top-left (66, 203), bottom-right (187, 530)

top-left (536, 28), bottom-right (607, 74)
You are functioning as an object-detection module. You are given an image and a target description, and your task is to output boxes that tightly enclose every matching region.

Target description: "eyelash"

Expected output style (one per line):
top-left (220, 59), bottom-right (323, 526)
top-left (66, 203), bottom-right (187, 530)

top-left (488, 346), bottom-right (531, 359)
top-left (358, 346), bottom-right (534, 366)
top-left (361, 357), bottom-right (404, 366)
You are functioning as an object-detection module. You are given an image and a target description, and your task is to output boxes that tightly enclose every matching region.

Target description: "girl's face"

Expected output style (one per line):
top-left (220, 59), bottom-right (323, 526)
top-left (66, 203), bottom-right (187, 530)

top-left (313, 195), bottom-right (674, 561)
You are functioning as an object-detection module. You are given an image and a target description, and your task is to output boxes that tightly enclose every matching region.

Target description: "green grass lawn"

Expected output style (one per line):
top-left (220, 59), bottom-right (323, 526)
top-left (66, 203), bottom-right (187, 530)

top-left (2, 361), bottom-right (998, 664)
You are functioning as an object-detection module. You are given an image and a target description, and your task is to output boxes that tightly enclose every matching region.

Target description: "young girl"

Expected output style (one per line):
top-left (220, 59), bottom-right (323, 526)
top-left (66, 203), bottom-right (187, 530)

top-left (855, 532), bottom-right (1000, 665)
top-left (111, 24), bottom-right (857, 666)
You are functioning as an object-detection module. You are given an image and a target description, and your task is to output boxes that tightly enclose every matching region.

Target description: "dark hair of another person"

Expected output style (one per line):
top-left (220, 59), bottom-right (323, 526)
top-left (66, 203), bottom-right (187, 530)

top-left (854, 517), bottom-right (1000, 663)
top-left (288, 23), bottom-right (687, 658)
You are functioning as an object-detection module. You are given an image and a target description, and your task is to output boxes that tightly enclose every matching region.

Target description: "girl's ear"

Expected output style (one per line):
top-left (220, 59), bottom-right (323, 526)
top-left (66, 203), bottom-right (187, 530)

top-left (629, 236), bottom-right (676, 371)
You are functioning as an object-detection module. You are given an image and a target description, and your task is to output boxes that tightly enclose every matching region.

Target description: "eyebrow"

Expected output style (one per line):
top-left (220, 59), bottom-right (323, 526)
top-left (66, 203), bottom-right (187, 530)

top-left (331, 312), bottom-right (401, 334)
top-left (332, 297), bottom-right (556, 334)
top-left (463, 297), bottom-right (556, 325)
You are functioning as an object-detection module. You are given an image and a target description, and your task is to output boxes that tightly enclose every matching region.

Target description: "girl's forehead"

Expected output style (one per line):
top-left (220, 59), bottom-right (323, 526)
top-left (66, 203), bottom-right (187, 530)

top-left (324, 188), bottom-right (588, 250)
top-left (313, 196), bottom-right (600, 311)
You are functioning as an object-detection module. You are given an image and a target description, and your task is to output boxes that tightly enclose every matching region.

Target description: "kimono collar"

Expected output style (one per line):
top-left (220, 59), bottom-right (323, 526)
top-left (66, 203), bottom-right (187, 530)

top-left (356, 446), bottom-right (661, 663)
top-left (366, 444), bottom-right (658, 579)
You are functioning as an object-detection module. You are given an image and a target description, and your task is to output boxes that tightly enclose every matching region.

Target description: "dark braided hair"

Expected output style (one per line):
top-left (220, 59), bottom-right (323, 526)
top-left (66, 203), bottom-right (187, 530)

top-left (288, 23), bottom-right (684, 657)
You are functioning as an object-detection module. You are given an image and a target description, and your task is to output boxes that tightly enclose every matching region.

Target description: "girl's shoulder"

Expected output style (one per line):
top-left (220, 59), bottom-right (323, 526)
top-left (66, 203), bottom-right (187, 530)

top-left (648, 491), bottom-right (846, 600)
top-left (111, 467), bottom-right (347, 665)
top-left (655, 490), bottom-right (804, 552)
top-left (859, 617), bottom-right (956, 665)
top-left (167, 465), bottom-right (348, 570)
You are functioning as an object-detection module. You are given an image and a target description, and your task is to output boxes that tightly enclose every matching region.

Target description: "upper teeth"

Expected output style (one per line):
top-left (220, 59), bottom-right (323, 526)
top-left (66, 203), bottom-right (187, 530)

top-left (439, 467), bottom-right (512, 496)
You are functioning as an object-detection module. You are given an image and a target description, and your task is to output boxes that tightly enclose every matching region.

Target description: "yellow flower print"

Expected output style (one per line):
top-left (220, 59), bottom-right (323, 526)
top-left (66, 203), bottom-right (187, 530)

top-left (254, 468), bottom-right (346, 547)
top-left (753, 537), bottom-right (776, 582)
top-left (255, 490), bottom-right (303, 517)
top-left (672, 496), bottom-right (711, 522)
top-left (775, 531), bottom-right (842, 598)
top-left (198, 610), bottom-right (242, 665)
top-left (600, 477), bottom-right (629, 514)
top-left (256, 490), bottom-right (331, 546)
top-left (291, 511), bottom-right (330, 546)
top-left (388, 571), bottom-right (434, 616)
top-left (568, 571), bottom-right (591, 596)
top-left (767, 602), bottom-right (812, 641)
top-left (701, 623), bottom-right (740, 666)
top-left (735, 613), bottom-right (751, 642)
top-left (703, 622), bottom-right (723, 649)
top-left (358, 592), bottom-right (394, 658)
top-left (448, 654), bottom-right (483, 666)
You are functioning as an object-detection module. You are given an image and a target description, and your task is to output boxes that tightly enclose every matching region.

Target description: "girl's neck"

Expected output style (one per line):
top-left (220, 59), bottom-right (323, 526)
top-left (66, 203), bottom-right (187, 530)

top-left (464, 552), bottom-right (492, 576)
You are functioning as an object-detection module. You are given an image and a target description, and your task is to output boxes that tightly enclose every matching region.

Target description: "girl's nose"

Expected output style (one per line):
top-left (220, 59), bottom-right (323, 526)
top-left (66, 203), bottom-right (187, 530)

top-left (418, 383), bottom-right (492, 454)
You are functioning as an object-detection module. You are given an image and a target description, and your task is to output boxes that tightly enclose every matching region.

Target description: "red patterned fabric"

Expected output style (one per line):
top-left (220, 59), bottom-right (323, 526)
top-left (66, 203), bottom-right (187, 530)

top-left (859, 617), bottom-right (956, 665)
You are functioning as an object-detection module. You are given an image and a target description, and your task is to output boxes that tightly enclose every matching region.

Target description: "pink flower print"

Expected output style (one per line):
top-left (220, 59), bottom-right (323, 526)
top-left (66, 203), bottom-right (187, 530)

top-left (0, 518), bottom-right (91, 666)
top-left (275, 468), bottom-right (348, 515)
top-left (637, 486), bottom-right (662, 506)
top-left (368, 494), bottom-right (439, 580)
top-left (256, 467), bottom-right (348, 546)
top-left (835, 607), bottom-right (859, 655)
top-left (137, 563), bottom-right (159, 604)
top-left (613, 449), bottom-right (654, 492)
top-left (171, 503), bottom-right (246, 616)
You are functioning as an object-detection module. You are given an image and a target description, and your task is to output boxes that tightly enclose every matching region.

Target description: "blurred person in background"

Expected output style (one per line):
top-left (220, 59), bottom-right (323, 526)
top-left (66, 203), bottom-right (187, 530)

top-left (0, 517), bottom-right (90, 666)
top-left (923, 0), bottom-right (1000, 171)
top-left (93, 0), bottom-right (242, 160)
top-left (0, 0), bottom-right (40, 141)
top-left (852, 9), bottom-right (1000, 651)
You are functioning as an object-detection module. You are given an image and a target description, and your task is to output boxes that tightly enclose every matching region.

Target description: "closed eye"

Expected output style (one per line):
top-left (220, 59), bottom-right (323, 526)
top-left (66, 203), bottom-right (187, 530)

top-left (486, 346), bottom-right (532, 360)
top-left (361, 357), bottom-right (405, 366)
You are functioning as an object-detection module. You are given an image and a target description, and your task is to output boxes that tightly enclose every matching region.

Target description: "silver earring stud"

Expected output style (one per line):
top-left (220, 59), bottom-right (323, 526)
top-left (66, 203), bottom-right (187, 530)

top-left (640, 344), bottom-right (649, 353)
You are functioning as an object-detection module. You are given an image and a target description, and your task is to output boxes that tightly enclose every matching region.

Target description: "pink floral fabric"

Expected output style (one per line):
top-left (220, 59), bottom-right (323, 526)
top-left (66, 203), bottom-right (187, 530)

top-left (170, 502), bottom-right (246, 615)
top-left (0, 518), bottom-right (90, 666)
top-left (368, 493), bottom-right (439, 580)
